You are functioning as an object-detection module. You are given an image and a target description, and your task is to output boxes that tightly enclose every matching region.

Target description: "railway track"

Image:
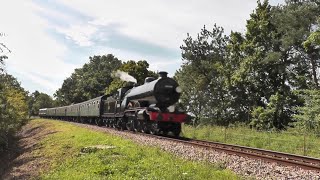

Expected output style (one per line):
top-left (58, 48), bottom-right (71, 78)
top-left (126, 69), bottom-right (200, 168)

top-left (143, 133), bottom-right (320, 171)
top-left (61, 119), bottom-right (320, 171)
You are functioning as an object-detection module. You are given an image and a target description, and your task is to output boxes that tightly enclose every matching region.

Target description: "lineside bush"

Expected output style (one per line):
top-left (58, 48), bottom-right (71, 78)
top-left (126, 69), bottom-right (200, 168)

top-left (0, 76), bottom-right (28, 151)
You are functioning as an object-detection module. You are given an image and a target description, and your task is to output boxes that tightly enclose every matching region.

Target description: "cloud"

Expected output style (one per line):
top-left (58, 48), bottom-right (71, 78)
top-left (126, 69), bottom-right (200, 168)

top-left (55, 24), bottom-right (97, 46)
top-left (1, 0), bottom-right (285, 96)
top-left (0, 0), bottom-right (77, 95)
top-left (56, 0), bottom-right (258, 50)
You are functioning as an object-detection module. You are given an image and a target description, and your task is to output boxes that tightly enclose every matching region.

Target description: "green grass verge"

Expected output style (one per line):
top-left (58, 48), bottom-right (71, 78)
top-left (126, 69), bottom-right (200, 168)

top-left (30, 119), bottom-right (238, 179)
top-left (182, 124), bottom-right (320, 158)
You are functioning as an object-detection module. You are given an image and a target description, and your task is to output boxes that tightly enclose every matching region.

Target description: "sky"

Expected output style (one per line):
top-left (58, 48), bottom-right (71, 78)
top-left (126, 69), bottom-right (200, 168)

top-left (0, 0), bottom-right (284, 96)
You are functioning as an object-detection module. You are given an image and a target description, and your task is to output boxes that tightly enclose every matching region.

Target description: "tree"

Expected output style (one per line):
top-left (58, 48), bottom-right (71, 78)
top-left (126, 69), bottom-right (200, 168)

top-left (303, 17), bottom-right (320, 87)
top-left (106, 60), bottom-right (158, 94)
top-left (272, 0), bottom-right (320, 89)
top-left (54, 54), bottom-right (122, 105)
top-left (175, 66), bottom-right (208, 125)
top-left (231, 0), bottom-right (304, 130)
top-left (28, 91), bottom-right (54, 116)
top-left (0, 73), bottom-right (28, 150)
top-left (0, 43), bottom-right (28, 151)
top-left (0, 43), bottom-right (10, 72)
top-left (177, 24), bottom-right (231, 125)
top-left (176, 0), bottom-right (320, 130)
top-left (293, 90), bottom-right (320, 133)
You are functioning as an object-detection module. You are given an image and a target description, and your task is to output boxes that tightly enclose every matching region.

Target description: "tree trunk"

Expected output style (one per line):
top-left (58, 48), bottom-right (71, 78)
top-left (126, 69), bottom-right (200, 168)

top-left (310, 53), bottom-right (319, 88)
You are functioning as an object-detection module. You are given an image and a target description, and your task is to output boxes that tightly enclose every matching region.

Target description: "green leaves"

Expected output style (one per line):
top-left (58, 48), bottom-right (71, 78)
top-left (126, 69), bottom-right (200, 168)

top-left (177, 24), bottom-right (232, 126)
top-left (54, 54), bottom-right (122, 105)
top-left (105, 60), bottom-right (157, 94)
top-left (0, 73), bottom-right (28, 150)
top-left (177, 0), bottom-right (320, 130)
top-left (28, 91), bottom-right (54, 116)
top-left (293, 90), bottom-right (320, 133)
top-left (305, 31), bottom-right (320, 46)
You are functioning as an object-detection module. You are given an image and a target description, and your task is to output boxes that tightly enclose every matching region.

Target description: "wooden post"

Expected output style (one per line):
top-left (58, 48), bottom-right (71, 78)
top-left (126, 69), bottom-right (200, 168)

top-left (224, 127), bottom-right (227, 143)
top-left (303, 133), bottom-right (306, 156)
top-left (267, 131), bottom-right (270, 146)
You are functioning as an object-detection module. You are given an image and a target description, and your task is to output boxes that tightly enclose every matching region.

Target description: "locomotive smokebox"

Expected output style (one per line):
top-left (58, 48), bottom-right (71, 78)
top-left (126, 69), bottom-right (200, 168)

top-left (159, 71), bottom-right (168, 78)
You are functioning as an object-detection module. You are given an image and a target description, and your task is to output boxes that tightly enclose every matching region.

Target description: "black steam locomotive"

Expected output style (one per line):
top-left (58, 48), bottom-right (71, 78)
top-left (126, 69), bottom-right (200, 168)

top-left (39, 72), bottom-right (187, 136)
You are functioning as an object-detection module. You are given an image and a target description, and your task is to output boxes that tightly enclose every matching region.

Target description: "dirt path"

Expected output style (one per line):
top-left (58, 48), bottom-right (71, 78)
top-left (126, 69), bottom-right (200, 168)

top-left (0, 122), bottom-right (57, 180)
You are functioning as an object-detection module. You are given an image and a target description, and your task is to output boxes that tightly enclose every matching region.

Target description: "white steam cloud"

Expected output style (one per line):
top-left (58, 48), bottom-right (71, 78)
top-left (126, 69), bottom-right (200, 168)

top-left (113, 70), bottom-right (137, 83)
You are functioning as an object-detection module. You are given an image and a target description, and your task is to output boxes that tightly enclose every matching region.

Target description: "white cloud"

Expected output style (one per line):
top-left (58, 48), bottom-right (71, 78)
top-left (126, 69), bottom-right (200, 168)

top-left (0, 0), bottom-right (77, 95)
top-left (56, 0), bottom-right (258, 50)
top-left (0, 0), bottom-right (285, 96)
top-left (55, 24), bottom-right (97, 46)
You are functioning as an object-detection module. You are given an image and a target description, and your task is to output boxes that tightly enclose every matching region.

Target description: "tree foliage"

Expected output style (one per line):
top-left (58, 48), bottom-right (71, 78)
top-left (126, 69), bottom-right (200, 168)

top-left (0, 73), bottom-right (28, 150)
top-left (54, 54), bottom-right (122, 105)
top-left (28, 91), bottom-right (54, 117)
top-left (55, 54), bottom-right (157, 104)
top-left (0, 43), bottom-right (10, 72)
top-left (106, 60), bottom-right (158, 94)
top-left (176, 24), bottom-right (231, 126)
top-left (293, 90), bottom-right (320, 133)
top-left (176, 0), bottom-right (320, 130)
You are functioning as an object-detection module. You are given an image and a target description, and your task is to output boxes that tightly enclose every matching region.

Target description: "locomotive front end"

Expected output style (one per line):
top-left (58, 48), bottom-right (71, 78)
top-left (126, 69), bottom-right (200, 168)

top-left (153, 71), bottom-right (181, 108)
top-left (123, 71), bottom-right (187, 136)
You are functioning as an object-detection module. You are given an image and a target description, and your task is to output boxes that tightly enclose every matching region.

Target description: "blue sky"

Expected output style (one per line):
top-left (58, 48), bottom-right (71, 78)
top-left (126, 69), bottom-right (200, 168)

top-left (0, 0), bottom-right (284, 96)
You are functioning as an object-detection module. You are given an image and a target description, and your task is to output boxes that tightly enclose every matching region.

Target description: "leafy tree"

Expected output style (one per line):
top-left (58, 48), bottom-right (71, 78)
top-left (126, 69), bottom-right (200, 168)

top-left (177, 24), bottom-right (231, 125)
top-left (176, 0), bottom-right (320, 130)
top-left (0, 56), bottom-right (6, 72)
top-left (303, 17), bottom-right (320, 86)
top-left (293, 90), bottom-right (320, 133)
top-left (175, 66), bottom-right (208, 125)
top-left (272, 0), bottom-right (320, 89)
top-left (119, 60), bottom-right (157, 84)
top-left (0, 73), bottom-right (27, 93)
top-left (231, 0), bottom-right (305, 129)
top-left (54, 54), bottom-right (122, 105)
top-left (222, 31), bottom-right (251, 123)
top-left (0, 86), bottom-right (28, 150)
top-left (28, 91), bottom-right (54, 116)
top-left (106, 60), bottom-right (157, 94)
top-left (0, 43), bottom-right (10, 72)
top-left (0, 72), bottom-right (28, 150)
top-left (251, 92), bottom-right (295, 130)
top-left (304, 31), bottom-right (320, 47)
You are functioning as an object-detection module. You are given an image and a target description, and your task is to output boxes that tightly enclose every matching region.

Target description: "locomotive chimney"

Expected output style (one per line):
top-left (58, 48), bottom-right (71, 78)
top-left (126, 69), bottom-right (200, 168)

top-left (159, 71), bottom-right (168, 78)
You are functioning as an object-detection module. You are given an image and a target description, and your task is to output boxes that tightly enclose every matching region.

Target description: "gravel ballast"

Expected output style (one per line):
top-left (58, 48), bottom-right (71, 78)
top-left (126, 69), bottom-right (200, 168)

top-left (73, 122), bottom-right (320, 180)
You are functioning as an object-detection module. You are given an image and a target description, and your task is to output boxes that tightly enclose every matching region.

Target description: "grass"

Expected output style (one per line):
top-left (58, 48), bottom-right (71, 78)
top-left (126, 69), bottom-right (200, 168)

top-left (182, 124), bottom-right (320, 158)
top-left (29, 119), bottom-right (238, 179)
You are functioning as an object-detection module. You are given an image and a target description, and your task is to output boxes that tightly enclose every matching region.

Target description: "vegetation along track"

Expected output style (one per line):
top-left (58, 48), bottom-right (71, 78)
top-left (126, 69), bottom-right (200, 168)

top-left (58, 119), bottom-right (320, 172)
top-left (146, 134), bottom-right (320, 171)
top-left (111, 124), bottom-right (320, 171)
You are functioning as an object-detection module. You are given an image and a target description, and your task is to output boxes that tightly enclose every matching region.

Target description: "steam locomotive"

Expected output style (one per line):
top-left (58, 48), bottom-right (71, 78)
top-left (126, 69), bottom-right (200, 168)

top-left (39, 71), bottom-right (188, 136)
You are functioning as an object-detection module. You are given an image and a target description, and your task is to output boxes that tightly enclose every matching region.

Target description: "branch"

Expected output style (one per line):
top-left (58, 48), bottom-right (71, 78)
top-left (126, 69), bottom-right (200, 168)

top-left (0, 43), bottom-right (11, 53)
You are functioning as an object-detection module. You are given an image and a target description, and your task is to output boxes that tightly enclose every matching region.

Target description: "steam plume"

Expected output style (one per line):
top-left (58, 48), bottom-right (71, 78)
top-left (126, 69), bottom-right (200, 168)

top-left (113, 70), bottom-right (137, 83)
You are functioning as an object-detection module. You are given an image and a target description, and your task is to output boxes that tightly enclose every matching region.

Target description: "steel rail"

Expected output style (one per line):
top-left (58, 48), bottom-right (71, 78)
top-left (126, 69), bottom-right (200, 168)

top-left (61, 119), bottom-right (320, 171)
top-left (149, 135), bottom-right (320, 171)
